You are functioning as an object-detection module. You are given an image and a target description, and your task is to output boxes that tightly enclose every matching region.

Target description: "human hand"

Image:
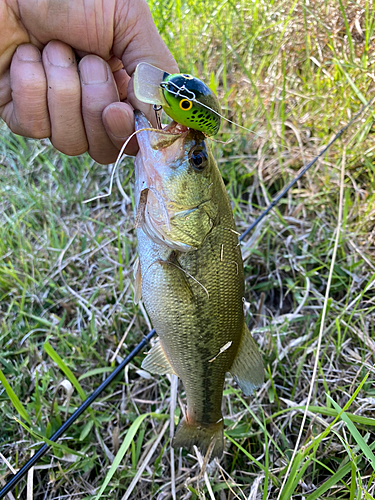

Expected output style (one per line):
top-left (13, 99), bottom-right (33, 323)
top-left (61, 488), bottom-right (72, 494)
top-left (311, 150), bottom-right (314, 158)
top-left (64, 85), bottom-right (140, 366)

top-left (0, 0), bottom-right (178, 163)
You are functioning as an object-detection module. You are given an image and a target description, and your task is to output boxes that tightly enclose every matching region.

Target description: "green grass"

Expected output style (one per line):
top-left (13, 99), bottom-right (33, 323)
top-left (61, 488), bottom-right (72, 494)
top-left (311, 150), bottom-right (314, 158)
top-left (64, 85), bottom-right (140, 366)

top-left (1, 0), bottom-right (375, 498)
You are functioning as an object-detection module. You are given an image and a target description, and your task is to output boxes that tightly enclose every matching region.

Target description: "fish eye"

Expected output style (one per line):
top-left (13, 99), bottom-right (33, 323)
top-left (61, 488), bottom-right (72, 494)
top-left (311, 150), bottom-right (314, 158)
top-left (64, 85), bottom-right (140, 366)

top-left (189, 144), bottom-right (208, 171)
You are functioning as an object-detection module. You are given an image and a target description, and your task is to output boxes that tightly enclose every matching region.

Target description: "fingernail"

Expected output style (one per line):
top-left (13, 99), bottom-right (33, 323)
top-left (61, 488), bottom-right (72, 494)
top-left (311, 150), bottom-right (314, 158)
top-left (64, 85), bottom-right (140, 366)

top-left (17, 45), bottom-right (41, 62)
top-left (80, 57), bottom-right (108, 85)
top-left (46, 44), bottom-right (74, 68)
top-left (104, 107), bottom-right (130, 138)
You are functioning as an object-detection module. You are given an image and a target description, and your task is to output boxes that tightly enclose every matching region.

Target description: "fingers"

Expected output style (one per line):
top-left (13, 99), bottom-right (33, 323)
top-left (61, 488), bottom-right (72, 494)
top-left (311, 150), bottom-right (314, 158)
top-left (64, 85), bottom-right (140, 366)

top-left (114, 0), bottom-right (179, 120)
top-left (115, 0), bottom-right (179, 77)
top-left (2, 42), bottom-right (136, 163)
top-left (79, 55), bottom-right (123, 164)
top-left (42, 41), bottom-right (87, 155)
top-left (6, 44), bottom-right (50, 138)
top-left (0, 69), bottom-right (11, 111)
top-left (38, 45), bottom-right (133, 162)
top-left (102, 102), bottom-right (138, 156)
top-left (113, 68), bottom-right (131, 101)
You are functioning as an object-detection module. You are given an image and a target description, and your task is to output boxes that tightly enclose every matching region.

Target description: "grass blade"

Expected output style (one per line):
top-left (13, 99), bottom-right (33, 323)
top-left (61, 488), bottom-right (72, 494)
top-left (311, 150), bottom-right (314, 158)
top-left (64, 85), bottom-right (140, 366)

top-left (305, 462), bottom-right (352, 500)
top-left (93, 413), bottom-right (166, 500)
top-left (328, 395), bottom-right (375, 472)
top-left (14, 417), bottom-right (85, 457)
top-left (0, 366), bottom-right (31, 424)
top-left (44, 341), bottom-right (86, 401)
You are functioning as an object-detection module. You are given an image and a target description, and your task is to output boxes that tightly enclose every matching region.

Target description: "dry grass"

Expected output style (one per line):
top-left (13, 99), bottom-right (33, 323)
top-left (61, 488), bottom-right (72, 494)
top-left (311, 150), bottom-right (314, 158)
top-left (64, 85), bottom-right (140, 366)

top-left (1, 0), bottom-right (375, 499)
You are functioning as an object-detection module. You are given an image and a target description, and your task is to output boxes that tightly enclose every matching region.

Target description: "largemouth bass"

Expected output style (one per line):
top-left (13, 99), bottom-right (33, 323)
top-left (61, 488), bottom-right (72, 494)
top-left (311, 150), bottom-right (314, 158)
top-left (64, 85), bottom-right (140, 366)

top-left (134, 110), bottom-right (264, 458)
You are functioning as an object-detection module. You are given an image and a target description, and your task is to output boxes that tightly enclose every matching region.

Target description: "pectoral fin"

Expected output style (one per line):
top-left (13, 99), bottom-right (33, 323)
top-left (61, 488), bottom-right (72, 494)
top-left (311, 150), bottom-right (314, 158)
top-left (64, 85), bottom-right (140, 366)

top-left (135, 188), bottom-right (148, 229)
top-left (141, 339), bottom-right (177, 375)
top-left (133, 257), bottom-right (142, 304)
top-left (230, 323), bottom-right (264, 396)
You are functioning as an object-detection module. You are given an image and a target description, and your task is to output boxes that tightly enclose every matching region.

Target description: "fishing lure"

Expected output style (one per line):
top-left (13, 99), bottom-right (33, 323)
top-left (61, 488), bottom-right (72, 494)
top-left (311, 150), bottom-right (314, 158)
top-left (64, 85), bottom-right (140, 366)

top-left (133, 62), bottom-right (221, 136)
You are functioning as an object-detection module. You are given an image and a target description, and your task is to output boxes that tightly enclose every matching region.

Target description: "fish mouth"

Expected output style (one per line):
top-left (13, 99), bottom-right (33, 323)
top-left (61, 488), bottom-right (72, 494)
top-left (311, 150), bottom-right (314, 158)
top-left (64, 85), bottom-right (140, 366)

top-left (134, 109), bottom-right (189, 182)
top-left (134, 110), bottom-right (193, 251)
top-left (134, 110), bottom-right (188, 149)
top-left (134, 110), bottom-right (204, 150)
top-left (134, 110), bottom-right (209, 252)
top-left (134, 109), bottom-right (188, 134)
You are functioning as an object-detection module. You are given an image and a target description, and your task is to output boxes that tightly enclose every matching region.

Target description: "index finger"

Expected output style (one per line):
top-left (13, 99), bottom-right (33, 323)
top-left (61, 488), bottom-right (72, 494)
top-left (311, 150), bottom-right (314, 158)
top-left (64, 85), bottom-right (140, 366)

top-left (113, 0), bottom-right (179, 115)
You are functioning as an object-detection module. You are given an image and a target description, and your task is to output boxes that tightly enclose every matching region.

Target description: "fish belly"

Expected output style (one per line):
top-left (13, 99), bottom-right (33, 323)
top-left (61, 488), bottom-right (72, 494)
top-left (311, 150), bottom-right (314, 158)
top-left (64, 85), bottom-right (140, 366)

top-left (137, 220), bottom-right (244, 456)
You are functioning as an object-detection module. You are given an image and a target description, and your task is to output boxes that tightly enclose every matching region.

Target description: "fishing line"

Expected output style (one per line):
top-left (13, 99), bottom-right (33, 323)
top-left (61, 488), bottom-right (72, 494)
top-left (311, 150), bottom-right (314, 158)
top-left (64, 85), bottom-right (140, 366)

top-left (0, 94), bottom-right (373, 500)
top-left (161, 79), bottom-right (260, 134)
top-left (161, 78), bottom-right (293, 150)
top-left (83, 125), bottom-right (175, 204)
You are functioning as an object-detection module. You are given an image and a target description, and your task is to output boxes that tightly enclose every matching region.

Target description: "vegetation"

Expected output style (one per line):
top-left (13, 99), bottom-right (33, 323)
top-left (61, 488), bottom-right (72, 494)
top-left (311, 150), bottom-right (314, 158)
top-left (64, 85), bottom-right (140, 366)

top-left (1, 0), bottom-right (375, 498)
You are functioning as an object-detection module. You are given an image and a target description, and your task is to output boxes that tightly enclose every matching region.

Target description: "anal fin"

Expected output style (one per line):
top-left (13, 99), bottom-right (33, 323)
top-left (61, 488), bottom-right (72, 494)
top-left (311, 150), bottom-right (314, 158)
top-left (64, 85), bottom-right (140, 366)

top-left (230, 323), bottom-right (264, 396)
top-left (141, 339), bottom-right (177, 375)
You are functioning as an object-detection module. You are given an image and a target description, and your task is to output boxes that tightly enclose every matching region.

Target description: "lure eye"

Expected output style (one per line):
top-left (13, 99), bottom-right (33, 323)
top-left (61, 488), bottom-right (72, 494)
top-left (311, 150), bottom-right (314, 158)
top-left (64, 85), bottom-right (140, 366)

top-left (179, 99), bottom-right (193, 111)
top-left (189, 145), bottom-right (208, 171)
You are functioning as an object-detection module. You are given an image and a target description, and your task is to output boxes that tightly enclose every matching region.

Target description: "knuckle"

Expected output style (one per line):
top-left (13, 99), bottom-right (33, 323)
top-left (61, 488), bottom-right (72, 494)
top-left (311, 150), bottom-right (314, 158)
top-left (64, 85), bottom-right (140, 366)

top-left (8, 105), bottom-right (50, 138)
top-left (90, 148), bottom-right (118, 165)
top-left (25, 123), bottom-right (50, 139)
top-left (52, 139), bottom-right (88, 157)
top-left (48, 81), bottom-right (80, 100)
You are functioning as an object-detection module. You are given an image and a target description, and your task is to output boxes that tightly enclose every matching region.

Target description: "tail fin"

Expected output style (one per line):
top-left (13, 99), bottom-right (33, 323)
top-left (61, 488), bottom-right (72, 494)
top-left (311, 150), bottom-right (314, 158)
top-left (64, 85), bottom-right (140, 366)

top-left (172, 417), bottom-right (224, 458)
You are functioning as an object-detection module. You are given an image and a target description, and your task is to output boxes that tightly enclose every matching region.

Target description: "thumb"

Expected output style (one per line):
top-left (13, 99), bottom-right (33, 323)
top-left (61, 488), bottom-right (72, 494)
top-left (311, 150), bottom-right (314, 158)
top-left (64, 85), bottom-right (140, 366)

top-left (113, 0), bottom-right (179, 114)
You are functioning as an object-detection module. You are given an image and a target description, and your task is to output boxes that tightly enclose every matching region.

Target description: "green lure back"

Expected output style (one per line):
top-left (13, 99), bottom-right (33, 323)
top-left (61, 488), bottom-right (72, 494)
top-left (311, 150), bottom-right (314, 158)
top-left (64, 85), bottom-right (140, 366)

top-left (133, 63), bottom-right (221, 136)
top-left (161, 73), bottom-right (221, 136)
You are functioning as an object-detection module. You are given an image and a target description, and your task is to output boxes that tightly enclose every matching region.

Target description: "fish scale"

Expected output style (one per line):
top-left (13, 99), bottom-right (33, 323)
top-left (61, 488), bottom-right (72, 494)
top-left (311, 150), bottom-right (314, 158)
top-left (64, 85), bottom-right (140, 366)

top-left (134, 111), bottom-right (264, 457)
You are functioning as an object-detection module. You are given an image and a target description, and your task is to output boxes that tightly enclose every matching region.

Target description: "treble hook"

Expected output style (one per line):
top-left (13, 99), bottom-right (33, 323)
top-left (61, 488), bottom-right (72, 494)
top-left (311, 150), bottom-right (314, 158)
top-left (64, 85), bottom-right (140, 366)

top-left (153, 104), bottom-right (163, 129)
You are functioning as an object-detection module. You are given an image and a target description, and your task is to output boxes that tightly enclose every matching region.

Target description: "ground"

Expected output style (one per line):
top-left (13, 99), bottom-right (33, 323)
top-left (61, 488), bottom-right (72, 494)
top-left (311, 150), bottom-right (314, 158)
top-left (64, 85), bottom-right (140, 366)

top-left (1, 0), bottom-right (375, 499)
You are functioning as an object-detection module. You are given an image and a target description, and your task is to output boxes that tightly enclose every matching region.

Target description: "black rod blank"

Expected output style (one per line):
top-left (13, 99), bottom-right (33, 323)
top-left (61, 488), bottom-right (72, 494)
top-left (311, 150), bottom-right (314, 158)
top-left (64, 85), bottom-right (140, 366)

top-left (241, 95), bottom-right (375, 241)
top-left (0, 329), bottom-right (156, 499)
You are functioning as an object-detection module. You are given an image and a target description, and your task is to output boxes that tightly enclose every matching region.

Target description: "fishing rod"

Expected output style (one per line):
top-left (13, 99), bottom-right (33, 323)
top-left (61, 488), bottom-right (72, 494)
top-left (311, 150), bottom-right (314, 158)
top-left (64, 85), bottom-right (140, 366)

top-left (241, 94), bottom-right (375, 239)
top-left (0, 329), bottom-right (156, 499)
top-left (0, 95), bottom-right (373, 500)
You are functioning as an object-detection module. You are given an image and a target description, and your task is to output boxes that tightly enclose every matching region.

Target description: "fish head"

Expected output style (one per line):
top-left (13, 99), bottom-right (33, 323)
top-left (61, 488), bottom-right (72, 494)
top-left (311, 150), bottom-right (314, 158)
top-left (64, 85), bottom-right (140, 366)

top-left (134, 111), bottom-right (219, 251)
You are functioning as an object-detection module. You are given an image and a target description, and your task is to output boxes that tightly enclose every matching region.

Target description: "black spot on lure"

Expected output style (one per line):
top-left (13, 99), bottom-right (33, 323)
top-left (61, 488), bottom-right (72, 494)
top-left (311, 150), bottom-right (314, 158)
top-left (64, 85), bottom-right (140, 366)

top-left (133, 62), bottom-right (222, 136)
